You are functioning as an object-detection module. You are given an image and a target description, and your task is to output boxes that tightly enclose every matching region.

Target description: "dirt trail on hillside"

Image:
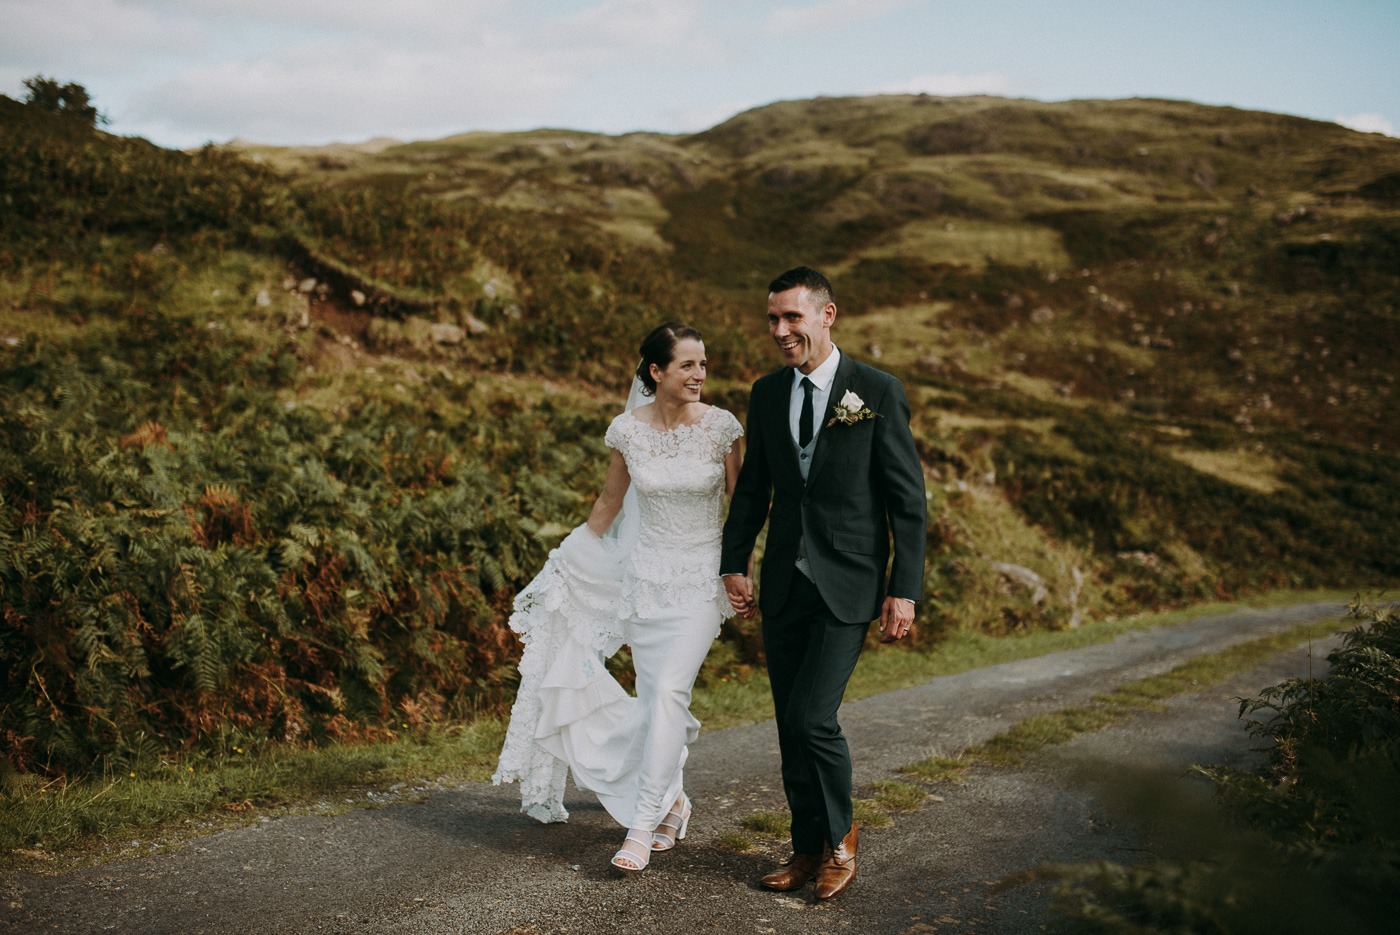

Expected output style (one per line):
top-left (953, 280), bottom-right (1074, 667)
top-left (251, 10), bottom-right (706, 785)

top-left (1, 601), bottom-right (1347, 935)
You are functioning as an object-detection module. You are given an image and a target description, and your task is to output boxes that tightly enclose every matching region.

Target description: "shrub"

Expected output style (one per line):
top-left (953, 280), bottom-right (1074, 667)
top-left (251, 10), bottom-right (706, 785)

top-left (0, 305), bottom-right (601, 774)
top-left (1046, 598), bottom-right (1400, 934)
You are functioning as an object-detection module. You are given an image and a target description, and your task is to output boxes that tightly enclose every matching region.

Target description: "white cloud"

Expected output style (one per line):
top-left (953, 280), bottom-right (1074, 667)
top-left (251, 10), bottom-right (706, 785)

top-left (1335, 112), bottom-right (1396, 137)
top-left (127, 0), bottom-right (503, 32)
top-left (0, 0), bottom-right (201, 71)
top-left (131, 36), bottom-right (568, 144)
top-left (763, 0), bottom-right (910, 36)
top-left (870, 72), bottom-right (1023, 98)
top-left (539, 0), bottom-right (724, 71)
top-left (546, 0), bottom-right (698, 49)
top-left (110, 0), bottom-right (721, 145)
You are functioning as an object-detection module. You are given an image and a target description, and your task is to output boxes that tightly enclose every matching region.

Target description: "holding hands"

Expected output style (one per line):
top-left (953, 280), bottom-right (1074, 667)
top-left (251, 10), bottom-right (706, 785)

top-left (724, 574), bottom-right (914, 640)
top-left (723, 574), bottom-right (757, 619)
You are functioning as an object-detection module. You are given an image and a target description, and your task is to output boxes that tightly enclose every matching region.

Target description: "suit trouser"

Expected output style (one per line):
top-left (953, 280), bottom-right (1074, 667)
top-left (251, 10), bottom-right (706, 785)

top-left (762, 571), bottom-right (869, 854)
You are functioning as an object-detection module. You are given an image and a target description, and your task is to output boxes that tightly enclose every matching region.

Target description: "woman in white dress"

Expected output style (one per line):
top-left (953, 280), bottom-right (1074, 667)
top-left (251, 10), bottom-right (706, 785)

top-left (493, 322), bottom-right (744, 872)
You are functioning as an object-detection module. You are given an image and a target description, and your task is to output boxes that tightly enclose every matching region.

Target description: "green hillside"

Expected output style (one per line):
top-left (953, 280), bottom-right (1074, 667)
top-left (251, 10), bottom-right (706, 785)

top-left (2, 91), bottom-right (1398, 778)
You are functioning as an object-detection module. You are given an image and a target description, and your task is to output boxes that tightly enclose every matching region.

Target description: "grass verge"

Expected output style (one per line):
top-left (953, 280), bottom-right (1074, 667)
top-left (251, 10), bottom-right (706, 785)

top-left (0, 722), bottom-right (504, 872)
top-left (901, 614), bottom-right (1345, 777)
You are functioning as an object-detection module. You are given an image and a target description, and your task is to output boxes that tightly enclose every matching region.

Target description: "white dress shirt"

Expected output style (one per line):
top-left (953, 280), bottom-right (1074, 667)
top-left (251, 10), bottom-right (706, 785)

top-left (788, 346), bottom-right (841, 449)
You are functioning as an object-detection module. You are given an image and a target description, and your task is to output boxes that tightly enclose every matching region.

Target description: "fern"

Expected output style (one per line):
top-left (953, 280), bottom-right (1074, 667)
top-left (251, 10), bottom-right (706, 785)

top-left (170, 613), bottom-right (221, 695)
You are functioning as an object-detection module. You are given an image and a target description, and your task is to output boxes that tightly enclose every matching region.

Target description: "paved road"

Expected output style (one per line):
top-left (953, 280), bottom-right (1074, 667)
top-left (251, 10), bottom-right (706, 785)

top-left (1, 601), bottom-right (1348, 935)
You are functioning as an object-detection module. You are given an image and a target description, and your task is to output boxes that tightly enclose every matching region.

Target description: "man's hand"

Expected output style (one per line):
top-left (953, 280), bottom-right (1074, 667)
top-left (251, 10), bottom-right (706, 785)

top-left (723, 574), bottom-right (757, 619)
top-left (878, 596), bottom-right (915, 643)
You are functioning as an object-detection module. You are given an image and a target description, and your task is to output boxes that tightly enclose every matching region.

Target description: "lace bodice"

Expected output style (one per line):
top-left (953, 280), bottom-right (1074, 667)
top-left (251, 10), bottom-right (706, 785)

top-left (605, 406), bottom-right (743, 620)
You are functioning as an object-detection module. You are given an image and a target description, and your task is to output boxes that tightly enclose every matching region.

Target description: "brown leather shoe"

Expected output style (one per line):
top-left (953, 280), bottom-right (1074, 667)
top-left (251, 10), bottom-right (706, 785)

top-left (814, 825), bottom-right (858, 900)
top-left (759, 852), bottom-right (821, 891)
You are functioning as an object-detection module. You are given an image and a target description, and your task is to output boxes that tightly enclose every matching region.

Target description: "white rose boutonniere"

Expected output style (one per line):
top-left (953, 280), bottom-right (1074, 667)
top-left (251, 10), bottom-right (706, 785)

top-left (828, 389), bottom-right (878, 428)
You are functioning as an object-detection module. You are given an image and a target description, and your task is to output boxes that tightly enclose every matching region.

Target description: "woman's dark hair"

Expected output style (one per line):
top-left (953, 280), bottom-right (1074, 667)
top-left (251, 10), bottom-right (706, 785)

top-left (635, 321), bottom-right (703, 396)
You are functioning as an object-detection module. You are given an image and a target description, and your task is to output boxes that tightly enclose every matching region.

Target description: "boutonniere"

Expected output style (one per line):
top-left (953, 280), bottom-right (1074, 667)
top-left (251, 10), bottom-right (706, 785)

top-left (827, 389), bottom-right (878, 427)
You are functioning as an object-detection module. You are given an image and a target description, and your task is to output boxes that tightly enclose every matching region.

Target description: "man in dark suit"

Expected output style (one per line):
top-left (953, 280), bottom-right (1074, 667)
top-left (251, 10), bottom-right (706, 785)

top-left (721, 266), bottom-right (927, 900)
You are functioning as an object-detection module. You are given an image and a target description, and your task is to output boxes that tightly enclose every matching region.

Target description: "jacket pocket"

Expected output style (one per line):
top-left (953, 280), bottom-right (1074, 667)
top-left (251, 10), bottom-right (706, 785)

top-left (832, 531), bottom-right (877, 554)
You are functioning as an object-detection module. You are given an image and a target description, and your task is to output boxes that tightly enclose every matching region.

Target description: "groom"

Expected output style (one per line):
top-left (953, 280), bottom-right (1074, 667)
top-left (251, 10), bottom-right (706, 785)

top-left (721, 266), bottom-right (926, 900)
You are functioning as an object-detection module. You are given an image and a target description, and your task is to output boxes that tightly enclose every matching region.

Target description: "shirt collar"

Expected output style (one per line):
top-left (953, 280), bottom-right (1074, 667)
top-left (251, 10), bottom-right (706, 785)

top-left (794, 345), bottom-right (841, 392)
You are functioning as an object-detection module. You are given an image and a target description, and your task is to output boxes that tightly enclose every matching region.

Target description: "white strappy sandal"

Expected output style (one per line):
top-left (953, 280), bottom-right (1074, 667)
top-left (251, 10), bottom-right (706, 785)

top-left (651, 794), bottom-right (692, 851)
top-left (611, 829), bottom-right (654, 872)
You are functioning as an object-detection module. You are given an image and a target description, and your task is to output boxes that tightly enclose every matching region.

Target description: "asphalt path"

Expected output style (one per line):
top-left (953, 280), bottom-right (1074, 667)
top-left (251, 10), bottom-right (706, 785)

top-left (1, 601), bottom-right (1348, 935)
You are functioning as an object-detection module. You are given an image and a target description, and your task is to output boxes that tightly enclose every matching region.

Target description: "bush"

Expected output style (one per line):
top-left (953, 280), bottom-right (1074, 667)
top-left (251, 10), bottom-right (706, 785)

top-left (0, 303), bottom-right (606, 774)
top-left (1046, 598), bottom-right (1400, 934)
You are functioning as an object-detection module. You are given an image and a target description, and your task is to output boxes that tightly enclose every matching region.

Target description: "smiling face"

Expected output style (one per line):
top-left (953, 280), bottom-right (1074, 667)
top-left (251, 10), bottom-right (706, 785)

top-left (768, 285), bottom-right (836, 374)
top-left (649, 337), bottom-right (707, 404)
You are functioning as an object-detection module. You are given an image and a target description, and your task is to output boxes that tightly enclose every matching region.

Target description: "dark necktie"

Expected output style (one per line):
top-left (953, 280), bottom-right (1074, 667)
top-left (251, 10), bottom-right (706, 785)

top-left (799, 377), bottom-right (815, 449)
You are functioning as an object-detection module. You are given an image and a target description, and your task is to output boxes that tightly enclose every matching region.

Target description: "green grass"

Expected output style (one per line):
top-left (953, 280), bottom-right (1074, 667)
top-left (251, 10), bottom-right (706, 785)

top-left (0, 722), bottom-right (504, 870)
top-left (732, 782), bottom-right (927, 849)
top-left (843, 589), bottom-right (1349, 706)
top-left (847, 217), bottom-right (1072, 271)
top-left (0, 591), bottom-right (1347, 870)
top-left (975, 707), bottom-right (1126, 767)
top-left (739, 810), bottom-right (790, 838)
top-left (898, 755), bottom-right (970, 784)
top-left (713, 830), bottom-right (756, 852)
top-left (868, 779), bottom-right (929, 812)
top-left (947, 614), bottom-right (1344, 770)
top-left (851, 797), bottom-right (894, 829)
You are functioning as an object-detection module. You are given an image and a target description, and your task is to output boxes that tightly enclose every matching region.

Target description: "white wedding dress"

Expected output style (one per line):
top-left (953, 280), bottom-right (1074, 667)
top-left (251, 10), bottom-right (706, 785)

top-left (493, 405), bottom-right (742, 830)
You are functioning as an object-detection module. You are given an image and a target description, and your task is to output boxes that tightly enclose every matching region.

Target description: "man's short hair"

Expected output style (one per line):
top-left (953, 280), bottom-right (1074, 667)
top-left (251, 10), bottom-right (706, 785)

top-left (768, 266), bottom-right (834, 308)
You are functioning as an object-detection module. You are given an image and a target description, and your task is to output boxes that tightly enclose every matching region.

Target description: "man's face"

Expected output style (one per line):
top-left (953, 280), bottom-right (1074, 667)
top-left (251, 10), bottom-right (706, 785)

top-left (768, 286), bottom-right (835, 374)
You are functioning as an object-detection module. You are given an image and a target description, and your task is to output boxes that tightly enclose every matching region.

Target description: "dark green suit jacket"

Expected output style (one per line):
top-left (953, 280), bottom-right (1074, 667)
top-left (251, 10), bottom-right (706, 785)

top-left (720, 353), bottom-right (927, 624)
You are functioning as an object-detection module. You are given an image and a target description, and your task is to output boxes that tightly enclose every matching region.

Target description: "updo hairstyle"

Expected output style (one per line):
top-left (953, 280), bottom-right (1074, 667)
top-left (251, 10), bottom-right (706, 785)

top-left (634, 321), bottom-right (703, 397)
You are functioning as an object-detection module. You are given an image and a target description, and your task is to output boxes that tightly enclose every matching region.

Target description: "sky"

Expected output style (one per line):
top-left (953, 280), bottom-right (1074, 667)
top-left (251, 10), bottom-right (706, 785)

top-left (2, 0), bottom-right (1397, 149)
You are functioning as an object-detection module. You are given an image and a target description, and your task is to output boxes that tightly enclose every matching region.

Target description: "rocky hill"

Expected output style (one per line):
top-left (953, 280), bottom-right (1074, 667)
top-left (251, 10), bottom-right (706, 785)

top-left (238, 94), bottom-right (1400, 446)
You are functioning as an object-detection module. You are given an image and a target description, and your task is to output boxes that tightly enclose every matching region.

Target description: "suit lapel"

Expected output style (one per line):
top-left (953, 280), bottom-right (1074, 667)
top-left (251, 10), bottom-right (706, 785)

top-left (807, 353), bottom-right (858, 485)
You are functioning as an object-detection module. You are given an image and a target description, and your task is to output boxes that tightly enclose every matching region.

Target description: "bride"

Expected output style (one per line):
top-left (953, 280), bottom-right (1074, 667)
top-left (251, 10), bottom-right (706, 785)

top-left (493, 321), bottom-right (743, 872)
